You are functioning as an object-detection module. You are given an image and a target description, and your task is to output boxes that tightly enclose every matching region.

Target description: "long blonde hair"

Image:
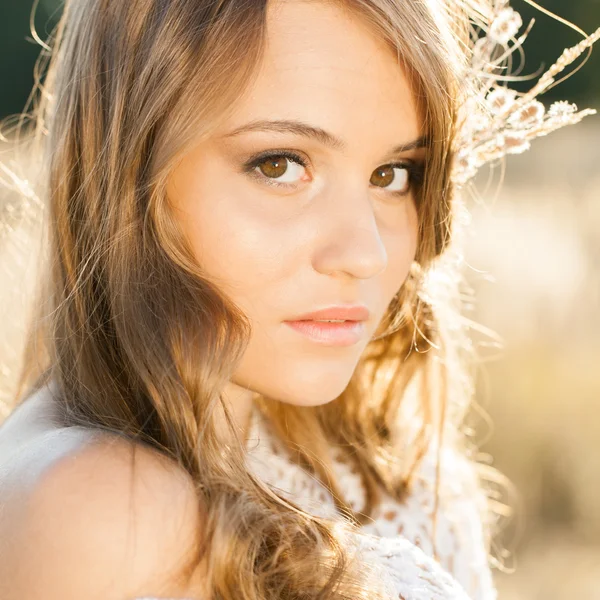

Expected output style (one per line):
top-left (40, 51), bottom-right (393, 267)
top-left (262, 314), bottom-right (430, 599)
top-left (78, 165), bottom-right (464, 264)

top-left (3, 0), bottom-right (505, 598)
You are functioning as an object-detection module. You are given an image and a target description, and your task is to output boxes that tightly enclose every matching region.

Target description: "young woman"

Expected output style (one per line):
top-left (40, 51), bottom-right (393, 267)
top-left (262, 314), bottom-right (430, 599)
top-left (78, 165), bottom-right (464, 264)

top-left (0, 0), bottom-right (596, 599)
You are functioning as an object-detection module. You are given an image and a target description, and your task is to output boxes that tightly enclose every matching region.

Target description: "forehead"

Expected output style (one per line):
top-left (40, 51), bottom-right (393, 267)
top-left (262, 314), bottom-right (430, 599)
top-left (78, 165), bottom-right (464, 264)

top-left (222, 0), bottom-right (422, 147)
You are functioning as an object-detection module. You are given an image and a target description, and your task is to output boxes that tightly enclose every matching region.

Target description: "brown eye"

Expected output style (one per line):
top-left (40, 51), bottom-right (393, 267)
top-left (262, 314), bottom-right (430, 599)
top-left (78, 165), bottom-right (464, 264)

top-left (370, 165), bottom-right (410, 193)
top-left (252, 155), bottom-right (307, 183)
top-left (257, 156), bottom-right (288, 178)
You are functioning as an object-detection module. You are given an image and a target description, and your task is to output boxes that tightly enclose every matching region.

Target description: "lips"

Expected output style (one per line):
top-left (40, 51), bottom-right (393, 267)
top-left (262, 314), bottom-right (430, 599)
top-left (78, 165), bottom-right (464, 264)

top-left (283, 305), bottom-right (370, 346)
top-left (283, 319), bottom-right (366, 346)
top-left (286, 306), bottom-right (370, 323)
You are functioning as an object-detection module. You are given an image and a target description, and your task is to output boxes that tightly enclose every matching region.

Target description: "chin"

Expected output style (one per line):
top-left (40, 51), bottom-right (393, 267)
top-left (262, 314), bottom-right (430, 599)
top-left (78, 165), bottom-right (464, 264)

top-left (259, 370), bottom-right (355, 408)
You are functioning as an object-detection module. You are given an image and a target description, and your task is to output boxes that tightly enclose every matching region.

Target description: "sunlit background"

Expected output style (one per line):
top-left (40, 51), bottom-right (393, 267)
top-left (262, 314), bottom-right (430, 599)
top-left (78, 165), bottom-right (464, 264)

top-left (1, 1), bottom-right (599, 598)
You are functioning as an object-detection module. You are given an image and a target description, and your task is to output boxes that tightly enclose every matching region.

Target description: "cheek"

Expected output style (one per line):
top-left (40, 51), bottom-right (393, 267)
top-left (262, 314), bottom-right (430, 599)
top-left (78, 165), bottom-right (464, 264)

top-left (167, 160), bottom-right (298, 312)
top-left (188, 206), bottom-right (279, 294)
top-left (382, 198), bottom-right (419, 295)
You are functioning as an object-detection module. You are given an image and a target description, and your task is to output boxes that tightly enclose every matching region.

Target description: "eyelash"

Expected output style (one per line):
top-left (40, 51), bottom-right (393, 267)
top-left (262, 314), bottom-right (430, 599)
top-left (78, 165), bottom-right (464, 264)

top-left (241, 149), bottom-right (426, 197)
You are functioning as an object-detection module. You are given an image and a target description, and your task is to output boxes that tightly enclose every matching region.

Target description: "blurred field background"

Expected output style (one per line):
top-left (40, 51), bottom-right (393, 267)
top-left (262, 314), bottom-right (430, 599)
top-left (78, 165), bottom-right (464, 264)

top-left (1, 0), bottom-right (599, 598)
top-left (466, 120), bottom-right (600, 599)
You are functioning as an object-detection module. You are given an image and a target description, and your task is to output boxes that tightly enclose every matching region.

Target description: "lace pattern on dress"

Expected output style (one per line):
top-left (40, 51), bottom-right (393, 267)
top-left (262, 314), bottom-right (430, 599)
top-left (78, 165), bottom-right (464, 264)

top-left (245, 408), bottom-right (498, 600)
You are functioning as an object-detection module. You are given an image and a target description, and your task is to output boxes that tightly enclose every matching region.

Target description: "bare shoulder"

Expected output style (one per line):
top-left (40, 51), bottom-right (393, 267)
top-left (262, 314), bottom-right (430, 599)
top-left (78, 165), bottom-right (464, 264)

top-left (0, 427), bottom-right (208, 600)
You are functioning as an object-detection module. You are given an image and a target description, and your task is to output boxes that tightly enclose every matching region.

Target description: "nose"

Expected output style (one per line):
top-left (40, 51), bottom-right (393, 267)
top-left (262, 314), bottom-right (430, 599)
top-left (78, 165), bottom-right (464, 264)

top-left (311, 188), bottom-right (388, 280)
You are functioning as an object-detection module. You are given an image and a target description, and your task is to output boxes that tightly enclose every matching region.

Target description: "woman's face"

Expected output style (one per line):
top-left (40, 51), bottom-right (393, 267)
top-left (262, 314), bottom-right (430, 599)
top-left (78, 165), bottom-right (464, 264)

top-left (167, 0), bottom-right (424, 407)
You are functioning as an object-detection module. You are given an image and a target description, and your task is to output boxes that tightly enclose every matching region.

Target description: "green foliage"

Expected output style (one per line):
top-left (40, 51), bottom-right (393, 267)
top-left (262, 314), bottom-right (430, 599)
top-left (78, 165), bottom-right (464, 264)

top-left (509, 0), bottom-right (600, 107)
top-left (0, 0), bottom-right (62, 119)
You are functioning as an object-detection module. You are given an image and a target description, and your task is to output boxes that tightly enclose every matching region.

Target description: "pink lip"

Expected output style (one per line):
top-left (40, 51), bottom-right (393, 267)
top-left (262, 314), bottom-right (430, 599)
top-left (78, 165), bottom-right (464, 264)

top-left (283, 305), bottom-right (370, 347)
top-left (284, 320), bottom-right (366, 346)
top-left (287, 306), bottom-right (370, 322)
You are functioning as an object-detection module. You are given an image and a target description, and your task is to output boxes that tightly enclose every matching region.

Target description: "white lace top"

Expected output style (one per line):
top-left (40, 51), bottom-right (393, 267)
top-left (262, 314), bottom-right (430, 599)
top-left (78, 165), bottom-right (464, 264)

top-left (139, 405), bottom-right (498, 600)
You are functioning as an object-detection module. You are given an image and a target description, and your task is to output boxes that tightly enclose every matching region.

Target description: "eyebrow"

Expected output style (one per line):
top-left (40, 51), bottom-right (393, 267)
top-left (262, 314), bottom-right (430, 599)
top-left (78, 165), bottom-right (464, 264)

top-left (222, 119), bottom-right (429, 154)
